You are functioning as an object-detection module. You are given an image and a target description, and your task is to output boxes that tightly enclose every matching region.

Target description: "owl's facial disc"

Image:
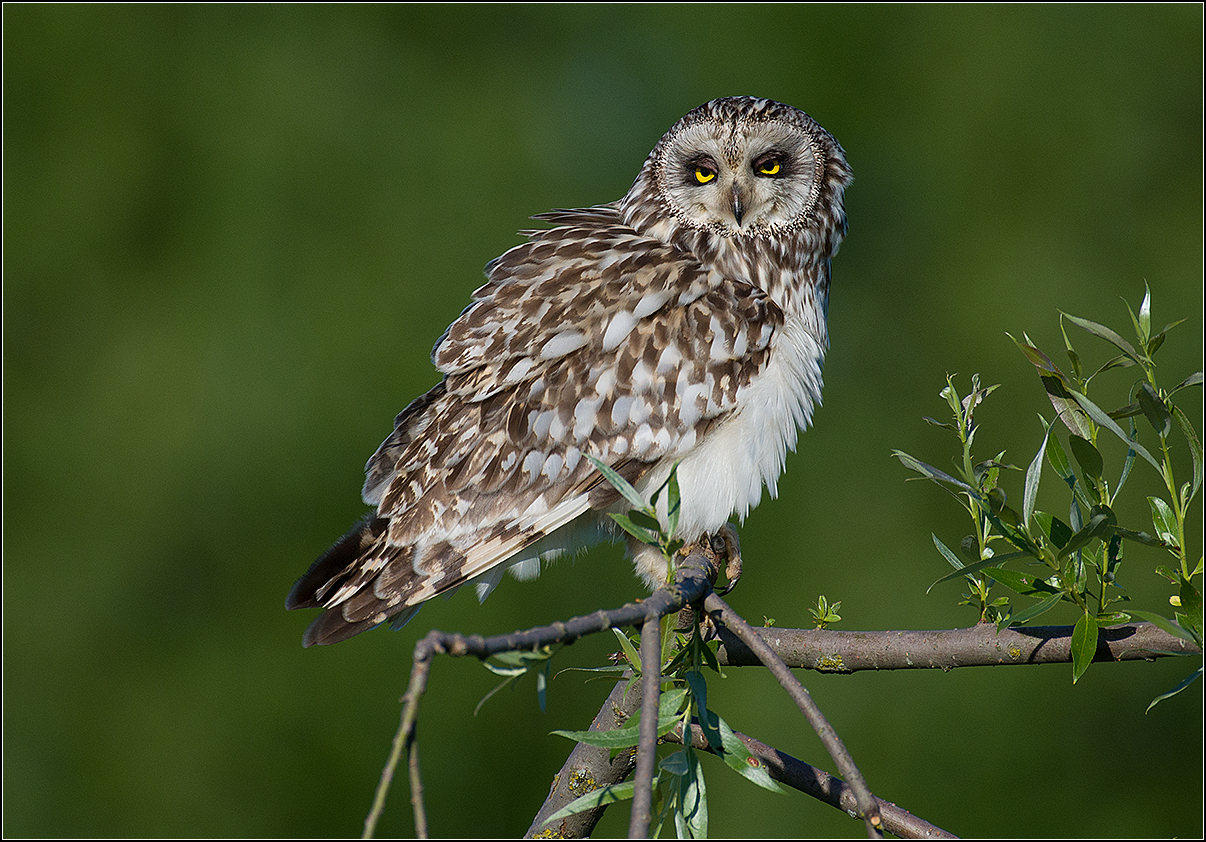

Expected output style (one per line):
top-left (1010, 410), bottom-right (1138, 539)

top-left (660, 120), bottom-right (823, 235)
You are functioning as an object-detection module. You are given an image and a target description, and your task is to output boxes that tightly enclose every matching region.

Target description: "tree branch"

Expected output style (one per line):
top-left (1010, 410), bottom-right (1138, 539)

top-left (713, 621), bottom-right (1200, 672)
top-left (703, 591), bottom-right (883, 838)
top-left (664, 721), bottom-right (957, 839)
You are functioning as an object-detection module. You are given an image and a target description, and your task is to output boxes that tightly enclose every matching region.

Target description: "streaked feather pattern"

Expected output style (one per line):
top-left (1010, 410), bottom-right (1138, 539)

top-left (288, 97), bottom-right (850, 645)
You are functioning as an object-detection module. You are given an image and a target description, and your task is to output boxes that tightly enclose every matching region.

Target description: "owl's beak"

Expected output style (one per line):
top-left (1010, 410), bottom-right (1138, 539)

top-left (730, 181), bottom-right (745, 226)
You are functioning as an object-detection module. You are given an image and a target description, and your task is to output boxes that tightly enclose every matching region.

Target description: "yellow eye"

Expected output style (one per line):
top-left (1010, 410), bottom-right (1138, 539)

top-left (757, 159), bottom-right (781, 176)
top-left (694, 166), bottom-right (716, 184)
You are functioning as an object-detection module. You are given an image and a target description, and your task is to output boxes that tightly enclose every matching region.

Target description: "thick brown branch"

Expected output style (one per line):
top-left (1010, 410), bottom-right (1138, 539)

top-left (714, 622), bottom-right (1199, 672)
top-left (525, 675), bottom-right (644, 838)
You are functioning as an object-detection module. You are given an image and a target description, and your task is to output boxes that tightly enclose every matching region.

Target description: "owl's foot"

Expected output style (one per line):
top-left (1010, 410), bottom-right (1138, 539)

top-left (710, 523), bottom-right (742, 595)
top-left (673, 524), bottom-right (742, 631)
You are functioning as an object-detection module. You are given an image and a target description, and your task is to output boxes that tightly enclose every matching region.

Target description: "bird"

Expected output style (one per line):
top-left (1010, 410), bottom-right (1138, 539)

top-left (287, 96), bottom-right (852, 646)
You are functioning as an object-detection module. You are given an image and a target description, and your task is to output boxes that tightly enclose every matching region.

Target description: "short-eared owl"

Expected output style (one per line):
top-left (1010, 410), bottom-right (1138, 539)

top-left (288, 96), bottom-right (851, 646)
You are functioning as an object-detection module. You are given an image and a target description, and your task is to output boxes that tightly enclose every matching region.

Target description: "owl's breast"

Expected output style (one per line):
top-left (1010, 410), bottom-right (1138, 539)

top-left (634, 313), bottom-right (827, 538)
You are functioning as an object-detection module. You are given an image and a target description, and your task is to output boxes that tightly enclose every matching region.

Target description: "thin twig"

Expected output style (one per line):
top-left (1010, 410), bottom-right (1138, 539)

top-left (628, 610), bottom-right (662, 838)
top-left (364, 653), bottom-right (432, 839)
top-left (666, 722), bottom-right (957, 839)
top-left (703, 591), bottom-right (884, 839)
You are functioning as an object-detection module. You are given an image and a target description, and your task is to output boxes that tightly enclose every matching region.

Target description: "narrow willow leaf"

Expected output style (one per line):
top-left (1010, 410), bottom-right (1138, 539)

top-left (982, 567), bottom-right (1061, 598)
top-left (1133, 284), bottom-right (1151, 344)
top-left (1115, 416), bottom-right (1138, 500)
top-left (892, 450), bottom-right (979, 494)
top-left (1110, 526), bottom-right (1171, 549)
top-left (627, 510), bottom-right (662, 533)
top-left (1169, 371), bottom-right (1204, 396)
top-left (552, 688), bottom-right (687, 747)
top-left (1136, 383), bottom-right (1172, 437)
top-left (543, 780), bottom-right (639, 824)
top-left (1127, 610), bottom-right (1198, 645)
top-left (1147, 497), bottom-right (1178, 545)
top-left (588, 455), bottom-right (648, 512)
top-left (676, 748), bottom-right (707, 840)
top-left (1179, 578), bottom-right (1203, 639)
top-left (684, 671), bottom-right (722, 751)
top-left (1007, 591), bottom-right (1066, 627)
top-left (666, 463), bottom-right (681, 540)
top-left (1024, 422), bottom-right (1053, 527)
top-left (1061, 311), bottom-right (1144, 365)
top-left (1172, 406), bottom-right (1203, 498)
top-left (932, 533), bottom-right (965, 571)
top-left (1034, 510), bottom-right (1074, 549)
top-left (1070, 611), bottom-right (1098, 684)
top-left (1147, 320), bottom-right (1189, 360)
top-left (714, 712), bottom-right (785, 794)
top-left (612, 628), bottom-right (642, 673)
top-left (1068, 434), bottom-right (1103, 485)
top-left (1058, 510), bottom-right (1114, 560)
top-left (1071, 391), bottom-right (1162, 471)
top-left (1041, 421), bottom-right (1075, 492)
top-left (1145, 667), bottom-right (1204, 713)
top-left (608, 513), bottom-right (659, 546)
top-left (1059, 319), bottom-right (1084, 383)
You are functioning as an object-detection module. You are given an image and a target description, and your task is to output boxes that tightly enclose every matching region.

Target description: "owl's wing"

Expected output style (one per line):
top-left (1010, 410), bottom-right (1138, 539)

top-left (287, 208), bottom-right (783, 645)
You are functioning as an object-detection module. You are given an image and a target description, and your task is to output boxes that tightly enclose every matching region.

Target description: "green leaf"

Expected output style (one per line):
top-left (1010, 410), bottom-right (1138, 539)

top-left (1146, 667), bottom-right (1203, 713)
top-left (932, 533), bottom-right (964, 570)
top-left (1147, 321), bottom-right (1189, 359)
top-left (1042, 423), bottom-right (1076, 493)
top-left (1169, 371), bottom-right (1204, 396)
top-left (552, 688), bottom-right (687, 748)
top-left (1110, 526), bottom-right (1173, 549)
top-left (927, 553), bottom-right (1028, 593)
top-left (1147, 497), bottom-right (1178, 546)
top-left (1061, 311), bottom-right (1145, 365)
top-left (607, 512), bottom-right (660, 546)
top-left (612, 628), bottom-right (642, 673)
top-left (1135, 284), bottom-right (1151, 343)
top-left (588, 455), bottom-right (648, 513)
top-left (684, 671), bottom-right (722, 751)
top-left (1071, 391), bottom-right (1162, 472)
top-left (1128, 610), bottom-right (1200, 645)
top-left (1024, 421), bottom-right (1053, 527)
top-left (1034, 511), bottom-right (1074, 549)
top-left (666, 463), bottom-right (681, 541)
top-left (892, 450), bottom-right (980, 495)
top-left (627, 510), bottom-right (662, 533)
top-left (674, 747), bottom-right (707, 839)
top-left (1058, 508), bottom-right (1115, 560)
top-left (1007, 591), bottom-right (1066, 627)
top-left (1012, 337), bottom-right (1094, 438)
top-left (1068, 434), bottom-right (1104, 485)
top-left (711, 711), bottom-right (785, 794)
top-left (1136, 383), bottom-right (1172, 438)
top-left (543, 780), bottom-right (640, 824)
top-left (1179, 577), bottom-right (1203, 640)
top-left (1172, 406), bottom-right (1203, 499)
top-left (1071, 610), bottom-right (1098, 684)
top-left (983, 567), bottom-right (1061, 598)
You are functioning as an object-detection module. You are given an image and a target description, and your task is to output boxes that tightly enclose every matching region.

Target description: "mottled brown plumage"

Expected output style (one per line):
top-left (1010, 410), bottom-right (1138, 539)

top-left (288, 97), bottom-right (851, 646)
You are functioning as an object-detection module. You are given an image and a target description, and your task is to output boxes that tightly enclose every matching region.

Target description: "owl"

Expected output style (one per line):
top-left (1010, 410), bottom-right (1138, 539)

top-left (287, 96), bottom-right (852, 646)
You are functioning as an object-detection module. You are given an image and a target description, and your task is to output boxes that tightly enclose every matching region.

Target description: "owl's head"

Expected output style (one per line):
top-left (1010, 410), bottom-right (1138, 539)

top-left (621, 97), bottom-right (851, 244)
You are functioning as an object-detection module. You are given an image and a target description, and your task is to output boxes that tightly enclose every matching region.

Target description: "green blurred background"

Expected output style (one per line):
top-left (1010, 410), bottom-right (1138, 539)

top-left (5, 5), bottom-right (1202, 838)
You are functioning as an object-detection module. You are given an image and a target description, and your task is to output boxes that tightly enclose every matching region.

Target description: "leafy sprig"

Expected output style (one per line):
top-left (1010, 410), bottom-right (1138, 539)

top-left (895, 286), bottom-right (1202, 695)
